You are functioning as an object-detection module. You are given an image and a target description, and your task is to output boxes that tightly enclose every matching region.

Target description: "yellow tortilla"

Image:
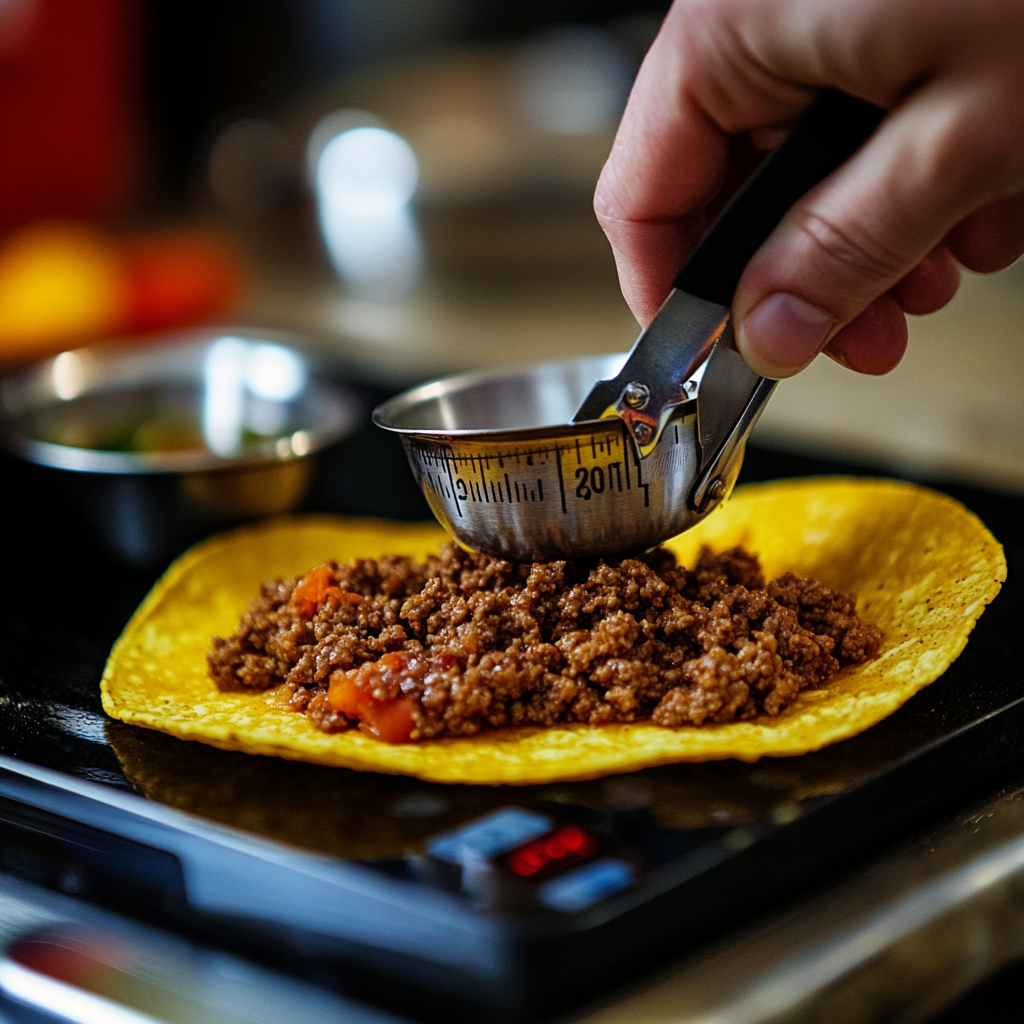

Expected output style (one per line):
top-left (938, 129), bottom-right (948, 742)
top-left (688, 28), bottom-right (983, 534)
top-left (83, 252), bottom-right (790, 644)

top-left (101, 478), bottom-right (1005, 785)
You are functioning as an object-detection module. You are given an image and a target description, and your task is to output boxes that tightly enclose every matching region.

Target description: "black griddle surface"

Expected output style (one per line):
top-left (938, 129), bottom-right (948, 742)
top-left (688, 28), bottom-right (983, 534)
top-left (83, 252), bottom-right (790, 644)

top-left (2, 436), bottom-right (1019, 823)
top-left (1, 419), bottom-right (1022, 1022)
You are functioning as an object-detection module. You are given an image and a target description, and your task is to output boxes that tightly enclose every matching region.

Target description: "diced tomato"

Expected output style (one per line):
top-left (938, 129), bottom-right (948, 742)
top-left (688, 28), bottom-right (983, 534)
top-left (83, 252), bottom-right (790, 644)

top-left (327, 587), bottom-right (363, 607)
top-left (290, 565), bottom-right (334, 619)
top-left (290, 566), bottom-right (362, 620)
top-left (360, 697), bottom-right (416, 744)
top-left (327, 672), bottom-right (372, 719)
top-left (326, 658), bottom-right (419, 744)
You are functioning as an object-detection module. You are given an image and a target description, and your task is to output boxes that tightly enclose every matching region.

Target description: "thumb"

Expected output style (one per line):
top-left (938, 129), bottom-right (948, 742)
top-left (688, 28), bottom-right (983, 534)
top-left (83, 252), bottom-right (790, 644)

top-left (733, 82), bottom-right (1023, 378)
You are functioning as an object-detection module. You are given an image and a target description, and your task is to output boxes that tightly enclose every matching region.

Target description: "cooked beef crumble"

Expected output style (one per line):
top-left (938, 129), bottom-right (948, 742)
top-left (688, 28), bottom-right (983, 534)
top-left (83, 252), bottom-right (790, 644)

top-left (208, 545), bottom-right (882, 742)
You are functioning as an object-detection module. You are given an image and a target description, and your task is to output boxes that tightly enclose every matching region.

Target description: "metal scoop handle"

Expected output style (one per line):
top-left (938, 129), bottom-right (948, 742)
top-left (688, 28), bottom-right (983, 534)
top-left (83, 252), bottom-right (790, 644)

top-left (574, 89), bottom-right (886, 465)
top-left (676, 89), bottom-right (885, 304)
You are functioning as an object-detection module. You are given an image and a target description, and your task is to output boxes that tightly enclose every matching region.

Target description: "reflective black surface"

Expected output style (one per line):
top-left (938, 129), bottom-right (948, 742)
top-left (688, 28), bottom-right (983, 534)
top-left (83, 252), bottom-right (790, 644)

top-left (2, 391), bottom-right (1024, 823)
top-left (2, 393), bottom-right (1024, 1023)
top-left (2, 391), bottom-right (1022, 855)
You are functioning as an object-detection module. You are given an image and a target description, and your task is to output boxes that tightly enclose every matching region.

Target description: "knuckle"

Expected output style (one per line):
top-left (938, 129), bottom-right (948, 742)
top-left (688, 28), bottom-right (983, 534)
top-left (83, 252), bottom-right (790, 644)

top-left (919, 79), bottom-right (1024, 207)
top-left (930, 119), bottom-right (1024, 204)
top-left (797, 211), bottom-right (908, 289)
top-left (592, 191), bottom-right (632, 234)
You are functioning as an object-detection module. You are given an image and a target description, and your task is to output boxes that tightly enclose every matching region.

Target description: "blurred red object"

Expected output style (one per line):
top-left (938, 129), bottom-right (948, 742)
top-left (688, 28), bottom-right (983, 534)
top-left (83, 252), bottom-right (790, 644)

top-left (0, 0), bottom-right (137, 231)
top-left (121, 232), bottom-right (246, 334)
top-left (0, 222), bottom-right (245, 365)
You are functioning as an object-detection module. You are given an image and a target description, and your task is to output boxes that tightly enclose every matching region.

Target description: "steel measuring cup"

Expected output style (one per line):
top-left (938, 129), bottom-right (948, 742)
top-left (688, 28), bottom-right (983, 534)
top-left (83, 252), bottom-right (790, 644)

top-left (375, 91), bottom-right (885, 561)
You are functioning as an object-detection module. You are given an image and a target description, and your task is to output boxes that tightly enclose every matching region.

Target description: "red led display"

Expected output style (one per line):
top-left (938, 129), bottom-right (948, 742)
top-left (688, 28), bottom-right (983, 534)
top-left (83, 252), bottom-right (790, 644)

top-left (508, 825), bottom-right (599, 878)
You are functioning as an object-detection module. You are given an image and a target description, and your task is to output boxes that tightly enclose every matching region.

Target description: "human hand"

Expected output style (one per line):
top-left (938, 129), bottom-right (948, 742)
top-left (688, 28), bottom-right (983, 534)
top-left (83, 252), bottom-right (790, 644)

top-left (594, 0), bottom-right (1024, 378)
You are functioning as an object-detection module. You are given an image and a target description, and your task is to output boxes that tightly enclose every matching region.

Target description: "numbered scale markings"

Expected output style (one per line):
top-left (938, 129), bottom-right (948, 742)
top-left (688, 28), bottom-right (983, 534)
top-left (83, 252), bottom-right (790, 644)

top-left (409, 420), bottom-right (694, 521)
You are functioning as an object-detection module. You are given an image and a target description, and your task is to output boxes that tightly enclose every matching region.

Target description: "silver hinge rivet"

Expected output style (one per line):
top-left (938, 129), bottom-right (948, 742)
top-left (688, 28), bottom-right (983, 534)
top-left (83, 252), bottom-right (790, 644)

top-left (632, 421), bottom-right (653, 445)
top-left (623, 381), bottom-right (650, 410)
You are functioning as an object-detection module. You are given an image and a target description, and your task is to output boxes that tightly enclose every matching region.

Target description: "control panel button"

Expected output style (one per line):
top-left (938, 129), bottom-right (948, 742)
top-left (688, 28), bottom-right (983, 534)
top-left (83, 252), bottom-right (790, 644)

top-left (537, 859), bottom-right (635, 913)
top-left (427, 808), bottom-right (552, 866)
top-left (507, 825), bottom-right (598, 878)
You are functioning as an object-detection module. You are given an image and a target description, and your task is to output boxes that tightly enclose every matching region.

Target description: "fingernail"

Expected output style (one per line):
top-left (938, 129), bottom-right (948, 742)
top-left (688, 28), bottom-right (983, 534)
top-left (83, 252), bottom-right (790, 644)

top-left (739, 293), bottom-right (837, 377)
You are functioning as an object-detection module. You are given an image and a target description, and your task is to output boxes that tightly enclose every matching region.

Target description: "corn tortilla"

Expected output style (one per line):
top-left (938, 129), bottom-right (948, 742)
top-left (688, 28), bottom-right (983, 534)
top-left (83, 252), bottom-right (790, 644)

top-left (101, 478), bottom-right (1006, 785)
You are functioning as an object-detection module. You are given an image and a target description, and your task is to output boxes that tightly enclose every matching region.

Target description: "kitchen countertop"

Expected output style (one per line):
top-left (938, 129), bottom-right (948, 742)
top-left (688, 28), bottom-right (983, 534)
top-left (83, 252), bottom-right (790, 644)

top-left (242, 235), bottom-right (1024, 496)
top-left (0, 226), bottom-right (1020, 1020)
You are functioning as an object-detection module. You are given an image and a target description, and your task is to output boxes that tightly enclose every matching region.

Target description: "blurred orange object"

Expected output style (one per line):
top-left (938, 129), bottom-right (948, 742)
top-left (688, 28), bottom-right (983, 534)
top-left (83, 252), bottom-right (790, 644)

top-left (0, 222), bottom-right (245, 365)
top-left (0, 223), bottom-right (122, 361)
top-left (121, 232), bottom-right (245, 335)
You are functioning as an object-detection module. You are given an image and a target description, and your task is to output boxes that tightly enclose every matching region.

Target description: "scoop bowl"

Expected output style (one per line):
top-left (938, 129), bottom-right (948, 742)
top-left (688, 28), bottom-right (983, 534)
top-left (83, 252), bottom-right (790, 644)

top-left (373, 354), bottom-right (745, 561)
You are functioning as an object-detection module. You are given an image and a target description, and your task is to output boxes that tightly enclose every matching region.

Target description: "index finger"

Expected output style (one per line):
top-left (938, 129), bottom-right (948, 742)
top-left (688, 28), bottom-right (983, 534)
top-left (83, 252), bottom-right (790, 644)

top-left (594, 10), bottom-right (813, 324)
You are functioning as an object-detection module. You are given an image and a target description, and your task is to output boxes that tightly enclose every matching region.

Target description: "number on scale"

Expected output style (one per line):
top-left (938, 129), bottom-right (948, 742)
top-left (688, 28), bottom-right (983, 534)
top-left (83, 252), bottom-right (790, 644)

top-left (412, 421), bottom-right (678, 516)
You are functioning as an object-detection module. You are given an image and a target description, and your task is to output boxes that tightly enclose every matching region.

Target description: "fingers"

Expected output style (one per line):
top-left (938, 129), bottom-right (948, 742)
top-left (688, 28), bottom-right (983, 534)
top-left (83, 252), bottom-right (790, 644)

top-left (822, 294), bottom-right (908, 375)
top-left (593, 46), bottom-right (724, 325)
top-left (945, 192), bottom-right (1024, 273)
top-left (888, 246), bottom-right (960, 316)
top-left (598, 134), bottom-right (767, 325)
top-left (597, 0), bottom-right (1024, 376)
top-left (601, 218), bottom-right (705, 327)
top-left (738, 293), bottom-right (836, 377)
top-left (735, 277), bottom-right (915, 379)
top-left (735, 78), bottom-right (1024, 377)
top-left (594, 3), bottom-right (812, 326)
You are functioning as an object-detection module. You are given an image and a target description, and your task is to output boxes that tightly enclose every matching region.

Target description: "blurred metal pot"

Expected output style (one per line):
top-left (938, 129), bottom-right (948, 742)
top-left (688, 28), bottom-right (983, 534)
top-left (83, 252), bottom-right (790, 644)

top-left (0, 328), bottom-right (359, 565)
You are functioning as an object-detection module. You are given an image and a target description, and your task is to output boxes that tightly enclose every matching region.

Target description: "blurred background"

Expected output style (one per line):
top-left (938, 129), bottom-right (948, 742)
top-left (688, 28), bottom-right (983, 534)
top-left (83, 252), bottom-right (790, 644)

top-left (0, 0), bottom-right (1021, 493)
top-left (0, 10), bottom-right (1022, 1022)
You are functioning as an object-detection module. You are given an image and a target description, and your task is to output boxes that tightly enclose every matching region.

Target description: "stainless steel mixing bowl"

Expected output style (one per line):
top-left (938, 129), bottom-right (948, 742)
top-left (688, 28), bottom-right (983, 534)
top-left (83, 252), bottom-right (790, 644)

top-left (373, 353), bottom-right (749, 561)
top-left (0, 329), bottom-right (359, 564)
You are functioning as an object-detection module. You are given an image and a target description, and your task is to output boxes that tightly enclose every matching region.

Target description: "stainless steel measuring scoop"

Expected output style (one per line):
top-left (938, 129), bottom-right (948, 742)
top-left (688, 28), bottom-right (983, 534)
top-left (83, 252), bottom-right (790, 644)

top-left (374, 90), bottom-right (884, 561)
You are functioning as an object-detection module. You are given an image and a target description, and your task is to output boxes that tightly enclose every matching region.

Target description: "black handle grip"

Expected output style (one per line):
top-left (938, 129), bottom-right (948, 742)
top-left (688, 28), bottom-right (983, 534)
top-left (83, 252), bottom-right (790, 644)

top-left (673, 89), bottom-right (885, 306)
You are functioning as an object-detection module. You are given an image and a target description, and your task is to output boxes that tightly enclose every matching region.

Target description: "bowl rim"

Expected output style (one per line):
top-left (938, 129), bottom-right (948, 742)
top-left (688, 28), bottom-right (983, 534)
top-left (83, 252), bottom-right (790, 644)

top-left (0, 328), bottom-right (360, 475)
top-left (371, 352), bottom-right (638, 439)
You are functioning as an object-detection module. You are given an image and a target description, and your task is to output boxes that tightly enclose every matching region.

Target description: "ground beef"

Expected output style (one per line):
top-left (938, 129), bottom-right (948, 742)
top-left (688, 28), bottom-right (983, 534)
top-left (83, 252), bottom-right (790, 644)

top-left (207, 545), bottom-right (881, 742)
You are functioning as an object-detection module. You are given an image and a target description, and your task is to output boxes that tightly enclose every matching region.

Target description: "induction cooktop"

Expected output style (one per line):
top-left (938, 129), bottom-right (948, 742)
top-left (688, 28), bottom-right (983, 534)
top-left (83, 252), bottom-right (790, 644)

top-left (1, 414), bottom-right (1021, 1024)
